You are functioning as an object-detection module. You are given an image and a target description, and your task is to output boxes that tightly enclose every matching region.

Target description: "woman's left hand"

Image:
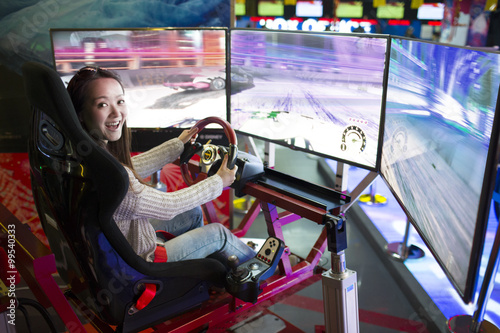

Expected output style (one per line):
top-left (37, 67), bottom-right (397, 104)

top-left (178, 127), bottom-right (199, 144)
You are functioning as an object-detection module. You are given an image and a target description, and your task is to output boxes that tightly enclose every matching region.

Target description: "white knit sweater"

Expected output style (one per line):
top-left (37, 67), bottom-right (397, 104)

top-left (112, 138), bottom-right (223, 262)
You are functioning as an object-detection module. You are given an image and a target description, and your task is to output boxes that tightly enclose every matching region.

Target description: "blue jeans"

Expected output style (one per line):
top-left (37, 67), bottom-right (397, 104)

top-left (149, 207), bottom-right (256, 263)
top-left (149, 206), bottom-right (205, 237)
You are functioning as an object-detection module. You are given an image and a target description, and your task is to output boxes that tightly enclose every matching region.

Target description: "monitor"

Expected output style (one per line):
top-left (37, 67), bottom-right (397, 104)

top-left (235, 0), bottom-right (246, 16)
top-left (380, 37), bottom-right (500, 303)
top-left (336, 1), bottom-right (363, 19)
top-left (417, 3), bottom-right (445, 21)
top-left (295, 1), bottom-right (323, 18)
top-left (376, 3), bottom-right (405, 19)
top-left (257, 0), bottom-right (285, 16)
top-left (230, 29), bottom-right (390, 171)
top-left (50, 28), bottom-right (229, 130)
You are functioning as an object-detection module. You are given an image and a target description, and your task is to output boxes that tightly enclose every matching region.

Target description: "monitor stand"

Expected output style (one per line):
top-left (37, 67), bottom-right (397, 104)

top-left (447, 212), bottom-right (500, 333)
top-left (321, 161), bottom-right (380, 333)
top-left (448, 316), bottom-right (499, 333)
top-left (358, 183), bottom-right (388, 206)
top-left (386, 218), bottom-right (425, 261)
top-left (243, 138), bottom-right (363, 333)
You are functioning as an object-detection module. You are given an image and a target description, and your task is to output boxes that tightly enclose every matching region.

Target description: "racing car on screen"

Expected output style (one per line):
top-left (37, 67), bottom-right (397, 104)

top-left (163, 74), bottom-right (226, 91)
top-left (231, 66), bottom-right (254, 92)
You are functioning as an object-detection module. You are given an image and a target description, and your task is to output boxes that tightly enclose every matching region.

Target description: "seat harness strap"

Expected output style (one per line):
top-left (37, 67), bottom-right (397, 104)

top-left (134, 240), bottom-right (169, 311)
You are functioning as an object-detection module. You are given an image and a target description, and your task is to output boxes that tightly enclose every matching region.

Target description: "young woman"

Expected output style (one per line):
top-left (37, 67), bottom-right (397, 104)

top-left (66, 66), bottom-right (255, 264)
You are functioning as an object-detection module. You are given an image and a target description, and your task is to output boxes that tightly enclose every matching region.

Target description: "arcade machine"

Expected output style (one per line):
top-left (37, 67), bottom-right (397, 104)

top-left (4, 26), bottom-right (500, 333)
top-left (1, 27), bottom-right (374, 333)
top-left (381, 37), bottom-right (500, 332)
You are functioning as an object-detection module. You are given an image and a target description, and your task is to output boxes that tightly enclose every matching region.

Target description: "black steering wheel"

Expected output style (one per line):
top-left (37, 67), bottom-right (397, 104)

top-left (179, 116), bottom-right (238, 186)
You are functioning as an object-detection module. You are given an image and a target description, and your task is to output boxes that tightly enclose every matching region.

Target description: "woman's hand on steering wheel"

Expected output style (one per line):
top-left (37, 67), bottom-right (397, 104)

top-left (216, 154), bottom-right (238, 188)
top-left (178, 127), bottom-right (199, 144)
top-left (180, 116), bottom-right (238, 186)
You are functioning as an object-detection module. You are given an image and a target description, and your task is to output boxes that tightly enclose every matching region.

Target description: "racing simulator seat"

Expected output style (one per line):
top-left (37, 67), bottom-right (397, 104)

top-left (23, 61), bottom-right (232, 332)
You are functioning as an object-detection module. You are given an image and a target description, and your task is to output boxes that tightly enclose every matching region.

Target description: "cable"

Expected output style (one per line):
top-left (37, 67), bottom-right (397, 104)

top-left (16, 304), bottom-right (33, 333)
top-left (17, 298), bottom-right (58, 333)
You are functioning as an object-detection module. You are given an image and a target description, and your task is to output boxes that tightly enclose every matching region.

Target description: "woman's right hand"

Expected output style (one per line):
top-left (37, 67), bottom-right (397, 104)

top-left (216, 154), bottom-right (238, 188)
top-left (178, 127), bottom-right (199, 144)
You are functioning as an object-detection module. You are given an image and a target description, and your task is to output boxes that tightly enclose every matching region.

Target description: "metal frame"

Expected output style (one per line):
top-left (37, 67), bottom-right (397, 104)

top-left (0, 160), bottom-right (341, 332)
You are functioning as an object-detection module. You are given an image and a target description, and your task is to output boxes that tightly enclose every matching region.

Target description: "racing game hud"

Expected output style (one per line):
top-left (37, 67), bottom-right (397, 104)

top-left (51, 28), bottom-right (228, 129)
top-left (381, 38), bottom-right (500, 302)
top-left (230, 29), bottom-right (389, 170)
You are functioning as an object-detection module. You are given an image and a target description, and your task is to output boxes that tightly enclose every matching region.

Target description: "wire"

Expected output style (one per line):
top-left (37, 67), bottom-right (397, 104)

top-left (17, 305), bottom-right (33, 333)
top-left (17, 298), bottom-right (58, 333)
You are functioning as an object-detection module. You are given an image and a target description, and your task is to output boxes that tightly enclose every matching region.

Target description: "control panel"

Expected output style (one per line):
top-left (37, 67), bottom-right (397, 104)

top-left (225, 237), bottom-right (285, 303)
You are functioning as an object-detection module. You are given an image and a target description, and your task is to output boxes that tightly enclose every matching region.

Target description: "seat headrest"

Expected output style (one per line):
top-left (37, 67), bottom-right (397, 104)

top-left (22, 61), bottom-right (129, 214)
top-left (22, 61), bottom-right (83, 140)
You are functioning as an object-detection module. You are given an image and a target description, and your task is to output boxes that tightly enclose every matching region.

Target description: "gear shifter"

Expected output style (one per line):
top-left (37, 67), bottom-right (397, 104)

top-left (227, 255), bottom-right (251, 281)
top-left (227, 254), bottom-right (239, 270)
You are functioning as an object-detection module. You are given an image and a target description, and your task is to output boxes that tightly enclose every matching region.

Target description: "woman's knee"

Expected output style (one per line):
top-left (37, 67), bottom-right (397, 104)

top-left (191, 206), bottom-right (204, 228)
top-left (203, 222), bottom-right (227, 234)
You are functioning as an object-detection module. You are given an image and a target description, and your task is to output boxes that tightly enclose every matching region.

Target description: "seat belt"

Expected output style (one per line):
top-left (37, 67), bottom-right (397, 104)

top-left (132, 237), bottom-right (169, 312)
top-left (153, 244), bottom-right (168, 262)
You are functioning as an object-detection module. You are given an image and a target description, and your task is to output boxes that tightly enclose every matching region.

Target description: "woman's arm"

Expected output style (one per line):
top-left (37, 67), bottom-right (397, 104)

top-left (115, 167), bottom-right (224, 221)
top-left (131, 128), bottom-right (198, 178)
top-left (131, 138), bottom-right (184, 178)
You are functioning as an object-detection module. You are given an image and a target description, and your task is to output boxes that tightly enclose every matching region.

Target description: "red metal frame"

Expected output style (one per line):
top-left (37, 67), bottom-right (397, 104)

top-left (1, 159), bottom-right (336, 332)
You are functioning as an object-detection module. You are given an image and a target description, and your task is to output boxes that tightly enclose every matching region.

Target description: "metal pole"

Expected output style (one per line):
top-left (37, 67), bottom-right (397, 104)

top-left (400, 218), bottom-right (411, 257)
top-left (386, 218), bottom-right (425, 261)
top-left (470, 221), bottom-right (500, 332)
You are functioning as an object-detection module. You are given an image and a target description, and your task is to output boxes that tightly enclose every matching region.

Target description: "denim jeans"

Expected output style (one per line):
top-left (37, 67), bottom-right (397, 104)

top-left (149, 206), bottom-right (204, 237)
top-left (149, 206), bottom-right (256, 263)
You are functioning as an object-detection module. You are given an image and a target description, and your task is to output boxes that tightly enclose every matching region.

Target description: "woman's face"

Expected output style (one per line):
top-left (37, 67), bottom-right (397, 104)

top-left (79, 78), bottom-right (128, 143)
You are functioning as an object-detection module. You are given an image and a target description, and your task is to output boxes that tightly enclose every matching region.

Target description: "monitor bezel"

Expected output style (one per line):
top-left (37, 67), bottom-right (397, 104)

top-left (229, 28), bottom-right (391, 172)
top-left (379, 36), bottom-right (500, 304)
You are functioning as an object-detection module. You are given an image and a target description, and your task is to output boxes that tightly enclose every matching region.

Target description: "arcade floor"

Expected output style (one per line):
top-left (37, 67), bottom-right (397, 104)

top-left (7, 143), bottom-right (500, 332)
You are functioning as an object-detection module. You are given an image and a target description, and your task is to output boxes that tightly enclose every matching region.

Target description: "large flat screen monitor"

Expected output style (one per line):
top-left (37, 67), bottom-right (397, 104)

top-left (50, 28), bottom-right (228, 130)
top-left (230, 29), bottom-right (390, 171)
top-left (380, 37), bottom-right (500, 303)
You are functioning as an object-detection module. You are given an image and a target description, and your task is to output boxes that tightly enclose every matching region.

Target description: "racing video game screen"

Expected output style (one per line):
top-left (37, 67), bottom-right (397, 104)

top-left (380, 37), bottom-right (500, 303)
top-left (50, 28), bottom-right (228, 129)
top-left (230, 29), bottom-right (389, 171)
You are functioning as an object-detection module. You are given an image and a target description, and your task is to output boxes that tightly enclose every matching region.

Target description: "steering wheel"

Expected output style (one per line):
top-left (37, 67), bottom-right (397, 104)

top-left (179, 116), bottom-right (238, 186)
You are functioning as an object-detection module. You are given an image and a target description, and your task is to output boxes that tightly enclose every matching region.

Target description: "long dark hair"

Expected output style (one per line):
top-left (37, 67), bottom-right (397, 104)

top-left (66, 66), bottom-right (135, 173)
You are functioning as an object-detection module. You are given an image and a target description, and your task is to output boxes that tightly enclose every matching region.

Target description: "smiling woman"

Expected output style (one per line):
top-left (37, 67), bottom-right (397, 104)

top-left (65, 65), bottom-right (255, 265)
top-left (79, 77), bottom-right (128, 143)
top-left (66, 66), bottom-right (133, 165)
